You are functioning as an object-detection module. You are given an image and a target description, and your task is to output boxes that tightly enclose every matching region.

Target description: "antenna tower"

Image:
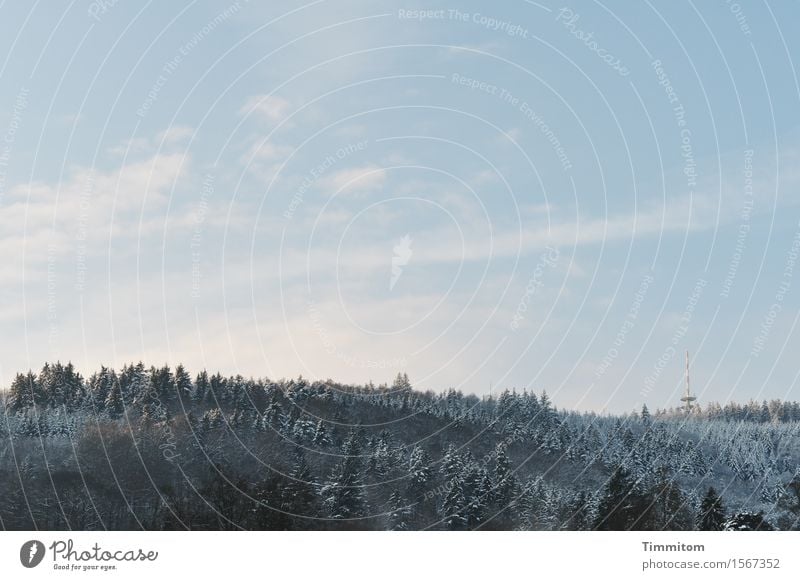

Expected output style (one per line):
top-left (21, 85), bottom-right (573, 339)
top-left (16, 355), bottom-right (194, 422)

top-left (680, 350), bottom-right (696, 414)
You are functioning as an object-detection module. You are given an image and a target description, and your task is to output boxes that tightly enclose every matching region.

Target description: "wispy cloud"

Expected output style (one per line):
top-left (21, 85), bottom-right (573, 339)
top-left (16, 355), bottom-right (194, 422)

top-left (0, 152), bottom-right (189, 286)
top-left (239, 94), bottom-right (291, 124)
top-left (318, 165), bottom-right (386, 195)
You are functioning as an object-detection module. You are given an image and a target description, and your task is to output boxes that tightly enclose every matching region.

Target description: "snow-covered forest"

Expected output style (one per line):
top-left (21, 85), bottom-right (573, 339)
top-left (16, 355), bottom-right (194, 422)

top-left (1, 362), bottom-right (798, 531)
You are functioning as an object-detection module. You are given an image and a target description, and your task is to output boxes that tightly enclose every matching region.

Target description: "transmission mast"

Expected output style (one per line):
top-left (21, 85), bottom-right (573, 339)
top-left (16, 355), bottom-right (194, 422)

top-left (680, 350), bottom-right (696, 414)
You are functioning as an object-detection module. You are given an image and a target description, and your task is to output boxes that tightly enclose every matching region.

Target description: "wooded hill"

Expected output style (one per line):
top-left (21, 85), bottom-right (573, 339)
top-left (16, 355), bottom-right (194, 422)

top-left (1, 362), bottom-right (798, 531)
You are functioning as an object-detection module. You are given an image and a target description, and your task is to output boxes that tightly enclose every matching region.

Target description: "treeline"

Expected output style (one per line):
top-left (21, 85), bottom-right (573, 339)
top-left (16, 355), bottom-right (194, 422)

top-left (1, 362), bottom-right (800, 530)
top-left (656, 399), bottom-right (800, 424)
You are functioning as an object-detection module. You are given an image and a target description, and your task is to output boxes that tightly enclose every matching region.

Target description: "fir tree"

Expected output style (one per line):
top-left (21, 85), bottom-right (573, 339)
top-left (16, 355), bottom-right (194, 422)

top-left (776, 472), bottom-right (800, 530)
top-left (440, 477), bottom-right (468, 530)
top-left (391, 372), bottom-right (411, 391)
top-left (312, 420), bottom-right (331, 446)
top-left (104, 382), bottom-right (125, 419)
top-left (173, 364), bottom-right (193, 400)
top-left (321, 431), bottom-right (367, 521)
top-left (406, 444), bottom-right (433, 526)
top-left (193, 370), bottom-right (210, 403)
top-left (281, 451), bottom-right (320, 529)
top-left (724, 511), bottom-right (774, 531)
top-left (387, 490), bottom-right (411, 530)
top-left (562, 490), bottom-right (593, 531)
top-left (489, 444), bottom-right (520, 529)
top-left (594, 467), bottom-right (650, 530)
top-left (647, 467), bottom-right (695, 530)
top-left (697, 487), bottom-right (725, 531)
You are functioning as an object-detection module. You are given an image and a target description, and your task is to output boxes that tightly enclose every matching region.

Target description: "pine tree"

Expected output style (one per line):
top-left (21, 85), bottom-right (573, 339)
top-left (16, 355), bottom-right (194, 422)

top-left (150, 365), bottom-right (174, 403)
top-left (724, 511), bottom-right (774, 531)
top-left (562, 490), bottom-right (593, 531)
top-left (647, 467), bottom-right (695, 530)
top-left (594, 467), bottom-right (650, 530)
top-left (517, 477), bottom-right (543, 530)
top-left (173, 364), bottom-right (193, 400)
top-left (387, 490), bottom-right (411, 530)
top-left (461, 460), bottom-right (488, 528)
top-left (697, 487), bottom-right (725, 531)
top-left (38, 363), bottom-right (60, 408)
top-left (87, 367), bottom-right (117, 414)
top-left (105, 382), bottom-right (125, 419)
top-left (312, 420), bottom-right (331, 446)
top-left (391, 372), bottom-right (411, 390)
top-left (118, 362), bottom-right (146, 406)
top-left (489, 444), bottom-right (520, 529)
top-left (369, 438), bottom-right (392, 479)
top-left (280, 451), bottom-right (319, 529)
top-left (406, 444), bottom-right (432, 526)
top-left (6, 372), bottom-right (43, 411)
top-left (407, 444), bottom-right (432, 497)
top-left (440, 444), bottom-right (463, 481)
top-left (440, 476), bottom-right (468, 530)
top-left (776, 472), bottom-right (800, 530)
top-left (321, 431), bottom-right (367, 521)
top-left (193, 370), bottom-right (210, 403)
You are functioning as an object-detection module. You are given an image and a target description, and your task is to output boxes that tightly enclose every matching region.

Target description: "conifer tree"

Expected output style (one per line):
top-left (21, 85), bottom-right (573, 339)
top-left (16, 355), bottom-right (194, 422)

top-left (173, 364), bottom-right (193, 400)
top-left (105, 382), bottom-right (125, 419)
top-left (440, 476), bottom-right (468, 530)
top-left (697, 487), bottom-right (725, 531)
top-left (391, 372), bottom-right (411, 390)
top-left (490, 444), bottom-right (521, 529)
top-left (281, 451), bottom-right (320, 529)
top-left (6, 372), bottom-right (43, 411)
top-left (387, 490), bottom-right (411, 530)
top-left (594, 467), bottom-right (650, 530)
top-left (647, 467), bottom-right (694, 530)
top-left (321, 431), bottom-right (367, 521)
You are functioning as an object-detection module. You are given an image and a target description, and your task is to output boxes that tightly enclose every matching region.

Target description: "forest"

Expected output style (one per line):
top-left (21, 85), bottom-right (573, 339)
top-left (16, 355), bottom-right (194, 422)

top-left (1, 361), bottom-right (799, 531)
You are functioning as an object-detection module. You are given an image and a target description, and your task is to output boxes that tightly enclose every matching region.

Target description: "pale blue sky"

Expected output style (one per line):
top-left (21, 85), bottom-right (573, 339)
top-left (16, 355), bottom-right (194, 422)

top-left (1, 1), bottom-right (800, 412)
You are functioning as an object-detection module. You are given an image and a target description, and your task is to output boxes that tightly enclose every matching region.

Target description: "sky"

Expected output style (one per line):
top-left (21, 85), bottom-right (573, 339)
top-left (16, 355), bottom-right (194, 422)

top-left (1, 0), bottom-right (800, 413)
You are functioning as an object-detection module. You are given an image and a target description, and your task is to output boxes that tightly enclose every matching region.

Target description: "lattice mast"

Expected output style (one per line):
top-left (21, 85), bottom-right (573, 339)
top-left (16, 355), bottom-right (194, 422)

top-left (680, 350), bottom-right (696, 414)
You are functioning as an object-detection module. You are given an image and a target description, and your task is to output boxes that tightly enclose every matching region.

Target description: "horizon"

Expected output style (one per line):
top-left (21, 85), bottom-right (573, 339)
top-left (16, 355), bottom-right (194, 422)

top-left (3, 358), bottom-right (800, 417)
